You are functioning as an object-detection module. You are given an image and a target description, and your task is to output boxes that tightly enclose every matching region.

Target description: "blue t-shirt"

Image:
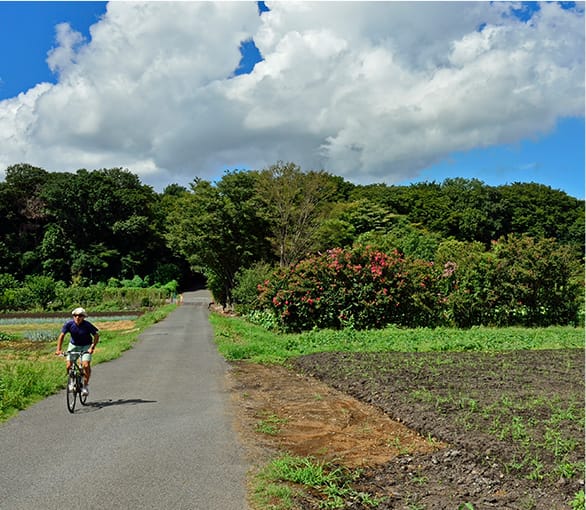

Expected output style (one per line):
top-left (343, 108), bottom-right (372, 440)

top-left (61, 319), bottom-right (99, 346)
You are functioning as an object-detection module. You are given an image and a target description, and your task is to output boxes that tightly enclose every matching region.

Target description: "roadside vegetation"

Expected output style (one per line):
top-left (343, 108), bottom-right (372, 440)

top-left (0, 305), bottom-right (176, 422)
top-left (1, 163), bottom-right (583, 321)
top-left (0, 273), bottom-right (178, 313)
top-left (212, 314), bottom-right (584, 363)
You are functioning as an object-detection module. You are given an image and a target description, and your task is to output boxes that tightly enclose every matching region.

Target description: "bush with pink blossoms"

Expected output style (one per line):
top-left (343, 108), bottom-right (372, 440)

top-left (258, 245), bottom-right (446, 331)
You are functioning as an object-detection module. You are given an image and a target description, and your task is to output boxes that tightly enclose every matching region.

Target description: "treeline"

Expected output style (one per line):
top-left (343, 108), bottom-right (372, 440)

top-left (0, 162), bottom-right (583, 326)
top-left (0, 164), bottom-right (185, 285)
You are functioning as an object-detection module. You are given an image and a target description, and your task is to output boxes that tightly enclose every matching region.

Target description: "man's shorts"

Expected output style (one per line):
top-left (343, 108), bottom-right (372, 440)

top-left (66, 344), bottom-right (92, 363)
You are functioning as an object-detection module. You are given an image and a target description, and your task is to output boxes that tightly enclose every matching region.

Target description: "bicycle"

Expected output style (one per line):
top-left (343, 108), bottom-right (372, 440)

top-left (60, 351), bottom-right (89, 413)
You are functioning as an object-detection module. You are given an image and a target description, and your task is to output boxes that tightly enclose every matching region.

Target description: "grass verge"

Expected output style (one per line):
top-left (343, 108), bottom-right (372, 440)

top-left (211, 313), bottom-right (584, 363)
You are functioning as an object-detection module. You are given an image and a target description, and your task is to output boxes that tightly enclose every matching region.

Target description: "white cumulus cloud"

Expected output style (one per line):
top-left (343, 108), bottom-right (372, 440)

top-left (0, 1), bottom-right (583, 190)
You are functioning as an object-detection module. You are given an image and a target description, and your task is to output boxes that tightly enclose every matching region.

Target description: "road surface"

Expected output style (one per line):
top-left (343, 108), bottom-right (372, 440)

top-left (0, 290), bottom-right (250, 510)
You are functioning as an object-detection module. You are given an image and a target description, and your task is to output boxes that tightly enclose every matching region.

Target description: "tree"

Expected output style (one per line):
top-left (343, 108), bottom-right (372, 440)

top-left (498, 182), bottom-right (585, 255)
top-left (0, 164), bottom-right (51, 278)
top-left (440, 178), bottom-right (505, 244)
top-left (256, 162), bottom-right (338, 267)
top-left (41, 168), bottom-right (168, 282)
top-left (435, 239), bottom-right (498, 327)
top-left (40, 224), bottom-right (72, 281)
top-left (358, 218), bottom-right (442, 261)
top-left (165, 171), bottom-right (270, 306)
top-left (490, 234), bottom-right (583, 326)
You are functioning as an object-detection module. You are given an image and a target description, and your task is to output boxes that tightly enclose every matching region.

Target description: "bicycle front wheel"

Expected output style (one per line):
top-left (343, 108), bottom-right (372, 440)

top-left (79, 373), bottom-right (88, 406)
top-left (66, 372), bottom-right (77, 413)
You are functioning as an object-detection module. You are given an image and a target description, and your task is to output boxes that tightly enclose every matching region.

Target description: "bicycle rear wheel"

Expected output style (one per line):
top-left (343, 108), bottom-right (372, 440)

top-left (66, 372), bottom-right (77, 413)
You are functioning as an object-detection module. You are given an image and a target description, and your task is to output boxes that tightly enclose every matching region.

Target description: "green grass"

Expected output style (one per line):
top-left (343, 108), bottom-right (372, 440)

top-left (253, 454), bottom-right (384, 510)
top-left (255, 411), bottom-right (289, 435)
top-left (0, 304), bottom-right (176, 422)
top-left (211, 313), bottom-right (584, 364)
top-left (572, 489), bottom-right (585, 510)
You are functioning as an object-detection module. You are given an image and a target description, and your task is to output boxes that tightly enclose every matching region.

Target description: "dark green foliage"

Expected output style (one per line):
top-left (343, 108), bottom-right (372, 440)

top-left (0, 162), bottom-right (583, 327)
top-left (23, 275), bottom-right (58, 309)
top-left (232, 262), bottom-right (274, 314)
top-left (0, 166), bottom-right (174, 284)
top-left (398, 179), bottom-right (583, 250)
top-left (165, 170), bottom-right (271, 307)
top-left (489, 234), bottom-right (583, 326)
top-left (358, 217), bottom-right (442, 261)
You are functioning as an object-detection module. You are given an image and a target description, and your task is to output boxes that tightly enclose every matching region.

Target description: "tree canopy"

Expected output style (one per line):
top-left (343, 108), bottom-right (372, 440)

top-left (0, 161), bottom-right (583, 324)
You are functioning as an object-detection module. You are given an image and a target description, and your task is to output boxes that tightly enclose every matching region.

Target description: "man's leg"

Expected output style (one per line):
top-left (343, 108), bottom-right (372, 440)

top-left (82, 361), bottom-right (91, 386)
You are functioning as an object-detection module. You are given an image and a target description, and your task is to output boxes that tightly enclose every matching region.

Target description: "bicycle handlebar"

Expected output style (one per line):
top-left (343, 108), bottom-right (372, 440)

top-left (56, 351), bottom-right (90, 357)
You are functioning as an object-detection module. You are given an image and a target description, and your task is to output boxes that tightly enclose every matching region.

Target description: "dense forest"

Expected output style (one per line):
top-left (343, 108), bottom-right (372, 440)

top-left (0, 162), bottom-right (583, 328)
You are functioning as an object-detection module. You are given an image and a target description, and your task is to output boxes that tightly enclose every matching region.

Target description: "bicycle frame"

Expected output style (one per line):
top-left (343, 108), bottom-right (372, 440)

top-left (62, 351), bottom-right (89, 413)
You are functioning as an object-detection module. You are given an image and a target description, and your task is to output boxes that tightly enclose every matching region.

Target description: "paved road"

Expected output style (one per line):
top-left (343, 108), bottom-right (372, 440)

top-left (0, 291), bottom-right (250, 510)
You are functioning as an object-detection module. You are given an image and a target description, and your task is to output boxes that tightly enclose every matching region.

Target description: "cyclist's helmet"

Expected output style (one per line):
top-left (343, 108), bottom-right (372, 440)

top-left (72, 307), bottom-right (87, 317)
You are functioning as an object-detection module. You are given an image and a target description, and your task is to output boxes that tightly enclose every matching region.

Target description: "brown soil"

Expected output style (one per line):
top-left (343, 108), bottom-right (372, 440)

top-left (228, 362), bottom-right (444, 469)
top-left (93, 320), bottom-right (138, 332)
top-left (227, 349), bottom-right (585, 510)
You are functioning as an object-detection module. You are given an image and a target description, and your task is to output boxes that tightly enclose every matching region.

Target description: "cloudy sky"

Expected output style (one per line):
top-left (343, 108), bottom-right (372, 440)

top-left (0, 1), bottom-right (584, 197)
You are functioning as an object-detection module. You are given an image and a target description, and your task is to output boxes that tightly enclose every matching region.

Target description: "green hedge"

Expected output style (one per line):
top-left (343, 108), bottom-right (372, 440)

top-left (0, 276), bottom-right (177, 312)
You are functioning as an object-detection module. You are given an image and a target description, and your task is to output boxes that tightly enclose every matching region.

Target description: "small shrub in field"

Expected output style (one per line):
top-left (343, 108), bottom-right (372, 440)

top-left (23, 331), bottom-right (57, 342)
top-left (244, 309), bottom-right (280, 330)
top-left (572, 489), bottom-right (585, 510)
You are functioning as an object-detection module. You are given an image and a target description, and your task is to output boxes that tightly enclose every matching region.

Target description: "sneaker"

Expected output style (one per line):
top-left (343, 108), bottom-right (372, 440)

top-left (68, 381), bottom-right (75, 391)
top-left (81, 386), bottom-right (89, 396)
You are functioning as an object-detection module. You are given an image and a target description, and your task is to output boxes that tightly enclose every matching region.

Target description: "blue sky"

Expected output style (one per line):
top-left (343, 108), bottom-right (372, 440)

top-left (0, 2), bottom-right (106, 100)
top-left (0, 1), bottom-right (583, 198)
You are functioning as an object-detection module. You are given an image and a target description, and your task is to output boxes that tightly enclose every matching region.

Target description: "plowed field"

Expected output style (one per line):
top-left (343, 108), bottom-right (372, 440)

top-left (229, 348), bottom-right (584, 509)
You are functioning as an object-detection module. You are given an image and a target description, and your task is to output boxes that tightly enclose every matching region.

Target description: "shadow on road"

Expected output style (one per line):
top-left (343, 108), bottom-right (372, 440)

top-left (83, 398), bottom-right (158, 409)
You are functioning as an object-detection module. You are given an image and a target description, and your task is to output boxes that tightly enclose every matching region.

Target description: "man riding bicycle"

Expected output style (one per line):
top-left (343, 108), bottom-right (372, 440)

top-left (55, 307), bottom-right (100, 396)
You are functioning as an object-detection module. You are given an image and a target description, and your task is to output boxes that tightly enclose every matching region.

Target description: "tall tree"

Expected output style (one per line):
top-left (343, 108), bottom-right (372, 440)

top-left (498, 182), bottom-right (585, 255)
top-left (165, 171), bottom-right (270, 306)
top-left (256, 162), bottom-right (338, 267)
top-left (41, 168), bottom-right (166, 282)
top-left (0, 164), bottom-right (50, 277)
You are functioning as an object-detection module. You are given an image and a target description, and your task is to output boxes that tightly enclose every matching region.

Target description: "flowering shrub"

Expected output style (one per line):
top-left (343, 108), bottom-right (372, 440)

top-left (258, 245), bottom-right (446, 331)
top-left (256, 234), bottom-right (583, 331)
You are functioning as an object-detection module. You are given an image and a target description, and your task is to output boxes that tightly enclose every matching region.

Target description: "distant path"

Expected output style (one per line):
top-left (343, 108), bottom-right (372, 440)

top-left (0, 290), bottom-right (250, 510)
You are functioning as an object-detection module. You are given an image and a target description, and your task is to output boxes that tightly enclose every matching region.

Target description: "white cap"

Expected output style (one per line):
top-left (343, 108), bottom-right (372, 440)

top-left (72, 307), bottom-right (87, 317)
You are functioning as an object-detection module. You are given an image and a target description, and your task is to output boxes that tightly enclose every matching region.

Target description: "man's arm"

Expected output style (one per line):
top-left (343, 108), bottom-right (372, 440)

top-left (89, 332), bottom-right (99, 353)
top-left (56, 332), bottom-right (65, 354)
